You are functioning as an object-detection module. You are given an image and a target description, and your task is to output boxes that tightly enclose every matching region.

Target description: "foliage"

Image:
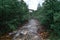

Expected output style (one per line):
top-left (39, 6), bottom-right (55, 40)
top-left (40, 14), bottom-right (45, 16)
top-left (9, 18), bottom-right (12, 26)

top-left (32, 0), bottom-right (60, 39)
top-left (0, 0), bottom-right (29, 35)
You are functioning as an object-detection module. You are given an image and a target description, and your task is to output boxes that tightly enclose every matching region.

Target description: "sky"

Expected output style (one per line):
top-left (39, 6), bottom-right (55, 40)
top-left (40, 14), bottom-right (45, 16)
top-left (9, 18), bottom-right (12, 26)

top-left (24, 0), bottom-right (44, 10)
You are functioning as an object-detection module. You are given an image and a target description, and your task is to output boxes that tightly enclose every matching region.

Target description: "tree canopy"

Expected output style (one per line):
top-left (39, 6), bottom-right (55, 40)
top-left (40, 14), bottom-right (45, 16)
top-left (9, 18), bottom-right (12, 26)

top-left (0, 0), bottom-right (29, 35)
top-left (0, 0), bottom-right (60, 39)
top-left (32, 0), bottom-right (60, 39)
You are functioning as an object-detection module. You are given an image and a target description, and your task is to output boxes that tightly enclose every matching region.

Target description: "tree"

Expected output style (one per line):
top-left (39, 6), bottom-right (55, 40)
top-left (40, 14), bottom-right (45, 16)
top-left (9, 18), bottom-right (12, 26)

top-left (43, 0), bottom-right (60, 37)
top-left (32, 0), bottom-right (60, 38)
top-left (0, 0), bottom-right (29, 35)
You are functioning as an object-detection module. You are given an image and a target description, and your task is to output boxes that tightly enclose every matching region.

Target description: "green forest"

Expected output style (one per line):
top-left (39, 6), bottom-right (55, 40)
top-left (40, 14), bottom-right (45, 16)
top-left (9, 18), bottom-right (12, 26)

top-left (0, 0), bottom-right (60, 40)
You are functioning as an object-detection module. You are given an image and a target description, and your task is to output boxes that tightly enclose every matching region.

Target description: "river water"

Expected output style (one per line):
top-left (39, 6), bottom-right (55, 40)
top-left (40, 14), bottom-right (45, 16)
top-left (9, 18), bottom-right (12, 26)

top-left (12, 19), bottom-right (42, 40)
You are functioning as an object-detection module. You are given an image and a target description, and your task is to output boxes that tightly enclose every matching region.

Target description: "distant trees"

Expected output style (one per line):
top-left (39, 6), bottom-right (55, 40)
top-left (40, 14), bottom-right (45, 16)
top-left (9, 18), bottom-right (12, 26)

top-left (0, 0), bottom-right (29, 35)
top-left (0, 0), bottom-right (60, 39)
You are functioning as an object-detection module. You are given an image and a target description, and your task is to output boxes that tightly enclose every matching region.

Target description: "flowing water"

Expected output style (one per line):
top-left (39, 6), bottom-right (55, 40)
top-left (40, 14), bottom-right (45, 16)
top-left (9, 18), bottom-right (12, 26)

top-left (0, 19), bottom-right (49, 40)
top-left (12, 19), bottom-right (42, 40)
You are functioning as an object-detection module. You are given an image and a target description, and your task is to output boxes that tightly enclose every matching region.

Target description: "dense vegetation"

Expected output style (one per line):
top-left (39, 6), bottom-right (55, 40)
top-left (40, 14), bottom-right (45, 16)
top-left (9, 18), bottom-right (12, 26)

top-left (33, 0), bottom-right (60, 39)
top-left (0, 0), bottom-right (60, 39)
top-left (0, 0), bottom-right (29, 35)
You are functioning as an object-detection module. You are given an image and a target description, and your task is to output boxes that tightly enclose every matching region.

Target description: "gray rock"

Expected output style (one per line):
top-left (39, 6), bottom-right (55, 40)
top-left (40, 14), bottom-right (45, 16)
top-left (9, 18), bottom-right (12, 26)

top-left (12, 19), bottom-right (41, 40)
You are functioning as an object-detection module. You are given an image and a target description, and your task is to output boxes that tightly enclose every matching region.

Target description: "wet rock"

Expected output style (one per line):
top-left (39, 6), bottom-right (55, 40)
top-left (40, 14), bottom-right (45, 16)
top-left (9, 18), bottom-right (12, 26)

top-left (12, 19), bottom-right (41, 40)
